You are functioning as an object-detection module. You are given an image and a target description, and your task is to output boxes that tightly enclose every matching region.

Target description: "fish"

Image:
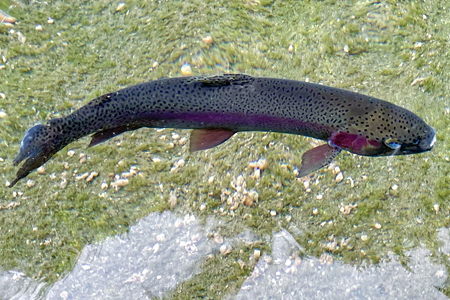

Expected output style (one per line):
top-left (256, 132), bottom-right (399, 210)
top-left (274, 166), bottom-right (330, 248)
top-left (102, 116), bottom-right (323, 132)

top-left (9, 74), bottom-right (436, 187)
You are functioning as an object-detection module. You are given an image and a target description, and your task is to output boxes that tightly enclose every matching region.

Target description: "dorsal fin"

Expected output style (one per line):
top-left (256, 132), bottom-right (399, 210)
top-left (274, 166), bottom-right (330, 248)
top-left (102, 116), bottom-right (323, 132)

top-left (188, 74), bottom-right (254, 87)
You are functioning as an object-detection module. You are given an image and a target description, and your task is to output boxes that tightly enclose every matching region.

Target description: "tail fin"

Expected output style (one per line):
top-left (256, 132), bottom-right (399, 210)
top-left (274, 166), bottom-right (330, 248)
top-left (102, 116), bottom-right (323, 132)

top-left (10, 124), bottom-right (64, 187)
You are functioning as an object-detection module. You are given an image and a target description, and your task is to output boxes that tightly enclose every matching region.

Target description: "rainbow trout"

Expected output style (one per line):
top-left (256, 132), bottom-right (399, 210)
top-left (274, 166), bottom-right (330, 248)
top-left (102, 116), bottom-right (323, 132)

top-left (10, 74), bottom-right (436, 187)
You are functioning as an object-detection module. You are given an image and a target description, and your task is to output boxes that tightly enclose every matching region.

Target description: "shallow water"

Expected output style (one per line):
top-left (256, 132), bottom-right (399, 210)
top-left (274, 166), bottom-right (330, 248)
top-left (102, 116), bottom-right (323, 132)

top-left (1, 0), bottom-right (450, 299)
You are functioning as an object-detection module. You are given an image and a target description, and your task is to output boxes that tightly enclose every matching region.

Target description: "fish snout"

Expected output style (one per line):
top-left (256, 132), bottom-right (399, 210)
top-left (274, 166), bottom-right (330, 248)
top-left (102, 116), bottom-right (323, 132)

top-left (421, 126), bottom-right (436, 151)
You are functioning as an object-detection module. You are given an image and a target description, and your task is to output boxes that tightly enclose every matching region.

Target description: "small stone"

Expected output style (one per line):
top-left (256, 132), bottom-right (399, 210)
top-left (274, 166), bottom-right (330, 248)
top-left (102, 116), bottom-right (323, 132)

top-left (213, 233), bottom-right (223, 244)
top-left (303, 179), bottom-right (310, 190)
top-left (199, 203), bottom-right (206, 211)
top-left (116, 2), bottom-right (125, 11)
top-left (152, 61), bottom-right (159, 69)
top-left (316, 194), bottom-right (323, 200)
top-left (391, 183), bottom-right (398, 191)
top-left (181, 63), bottom-right (193, 76)
top-left (179, 137), bottom-right (187, 145)
top-left (152, 157), bottom-right (161, 163)
top-left (374, 223), bottom-right (382, 229)
top-left (243, 195), bottom-right (254, 207)
top-left (319, 253), bottom-right (333, 265)
top-left (220, 244), bottom-right (232, 256)
top-left (344, 45), bottom-right (349, 53)
top-left (79, 154), bottom-right (87, 164)
top-left (288, 44), bottom-right (294, 53)
top-left (35, 25), bottom-right (43, 31)
top-left (434, 203), bottom-right (440, 213)
top-left (60, 178), bottom-right (68, 189)
top-left (0, 110), bottom-right (6, 118)
top-left (257, 158), bottom-right (268, 170)
top-left (169, 190), bottom-right (177, 208)
top-left (254, 249), bottom-right (261, 259)
top-left (332, 166), bottom-right (340, 175)
top-left (101, 182), bottom-right (108, 190)
top-left (86, 171), bottom-right (98, 182)
top-left (361, 234), bottom-right (368, 241)
top-left (335, 172), bottom-right (344, 183)
top-left (111, 178), bottom-right (129, 190)
top-left (37, 166), bottom-right (46, 174)
top-left (285, 259), bottom-right (292, 267)
top-left (76, 172), bottom-right (89, 181)
top-left (26, 180), bottom-right (35, 188)
top-left (67, 150), bottom-right (75, 157)
top-left (47, 17), bottom-right (54, 24)
top-left (312, 207), bottom-right (319, 215)
top-left (208, 175), bottom-right (214, 184)
top-left (264, 255), bottom-right (273, 264)
top-left (270, 210), bottom-right (276, 216)
top-left (202, 35), bottom-right (213, 44)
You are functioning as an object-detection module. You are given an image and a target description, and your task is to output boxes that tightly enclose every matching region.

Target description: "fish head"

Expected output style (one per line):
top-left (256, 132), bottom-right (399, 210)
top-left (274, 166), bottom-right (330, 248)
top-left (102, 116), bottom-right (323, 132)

top-left (382, 124), bottom-right (436, 156)
top-left (337, 100), bottom-right (437, 157)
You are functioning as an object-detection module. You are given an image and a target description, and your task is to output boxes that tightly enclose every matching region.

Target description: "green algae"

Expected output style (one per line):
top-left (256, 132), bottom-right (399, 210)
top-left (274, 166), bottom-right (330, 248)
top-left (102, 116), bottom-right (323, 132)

top-left (1, 0), bottom-right (450, 297)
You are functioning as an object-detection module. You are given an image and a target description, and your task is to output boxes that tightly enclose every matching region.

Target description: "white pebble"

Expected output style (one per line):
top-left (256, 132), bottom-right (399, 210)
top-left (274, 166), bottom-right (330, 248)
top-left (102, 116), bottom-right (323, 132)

top-left (67, 150), bottom-right (75, 157)
top-left (86, 172), bottom-right (98, 182)
top-left (26, 180), bottom-right (35, 188)
top-left (179, 137), bottom-right (187, 145)
top-left (335, 172), bottom-right (343, 183)
top-left (257, 158), bottom-right (268, 170)
top-left (391, 183), bottom-right (398, 191)
top-left (75, 172), bottom-right (89, 181)
top-left (361, 234), bottom-right (368, 241)
top-left (35, 25), bottom-right (43, 31)
top-left (285, 259), bottom-right (292, 267)
top-left (270, 210), bottom-right (277, 216)
top-left (116, 2), bottom-right (125, 11)
top-left (434, 203), bottom-right (440, 213)
top-left (0, 110), bottom-right (6, 118)
top-left (101, 182), bottom-right (108, 190)
top-left (111, 178), bottom-right (129, 189)
top-left (37, 166), bottom-right (46, 174)
top-left (181, 63), bottom-right (193, 76)
top-left (47, 17), bottom-right (54, 24)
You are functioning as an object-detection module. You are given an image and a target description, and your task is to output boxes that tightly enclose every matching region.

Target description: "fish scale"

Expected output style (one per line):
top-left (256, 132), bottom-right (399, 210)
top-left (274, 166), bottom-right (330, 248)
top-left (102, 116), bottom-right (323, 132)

top-left (9, 74), bottom-right (435, 187)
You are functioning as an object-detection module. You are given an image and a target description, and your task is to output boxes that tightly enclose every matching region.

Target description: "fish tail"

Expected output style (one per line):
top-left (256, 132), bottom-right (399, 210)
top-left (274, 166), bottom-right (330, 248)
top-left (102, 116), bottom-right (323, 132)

top-left (10, 122), bottom-right (67, 187)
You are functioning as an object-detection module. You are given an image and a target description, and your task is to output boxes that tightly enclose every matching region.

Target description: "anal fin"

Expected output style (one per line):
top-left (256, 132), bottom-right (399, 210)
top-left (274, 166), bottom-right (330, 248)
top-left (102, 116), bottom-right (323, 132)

top-left (189, 129), bottom-right (235, 152)
top-left (298, 143), bottom-right (341, 178)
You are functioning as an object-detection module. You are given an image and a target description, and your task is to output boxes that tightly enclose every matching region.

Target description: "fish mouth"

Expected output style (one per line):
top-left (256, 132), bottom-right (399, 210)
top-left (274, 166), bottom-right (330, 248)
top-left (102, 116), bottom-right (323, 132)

top-left (429, 127), bottom-right (437, 148)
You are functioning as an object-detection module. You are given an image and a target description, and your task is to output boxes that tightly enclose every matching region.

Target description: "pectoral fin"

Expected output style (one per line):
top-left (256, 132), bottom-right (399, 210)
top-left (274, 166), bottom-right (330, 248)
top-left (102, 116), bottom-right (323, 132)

top-left (298, 143), bottom-right (341, 177)
top-left (189, 129), bottom-right (235, 152)
top-left (89, 124), bottom-right (142, 147)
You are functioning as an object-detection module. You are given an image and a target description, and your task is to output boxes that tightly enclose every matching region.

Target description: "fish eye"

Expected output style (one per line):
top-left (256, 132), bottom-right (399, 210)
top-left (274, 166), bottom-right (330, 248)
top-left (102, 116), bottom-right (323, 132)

top-left (412, 138), bottom-right (420, 145)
